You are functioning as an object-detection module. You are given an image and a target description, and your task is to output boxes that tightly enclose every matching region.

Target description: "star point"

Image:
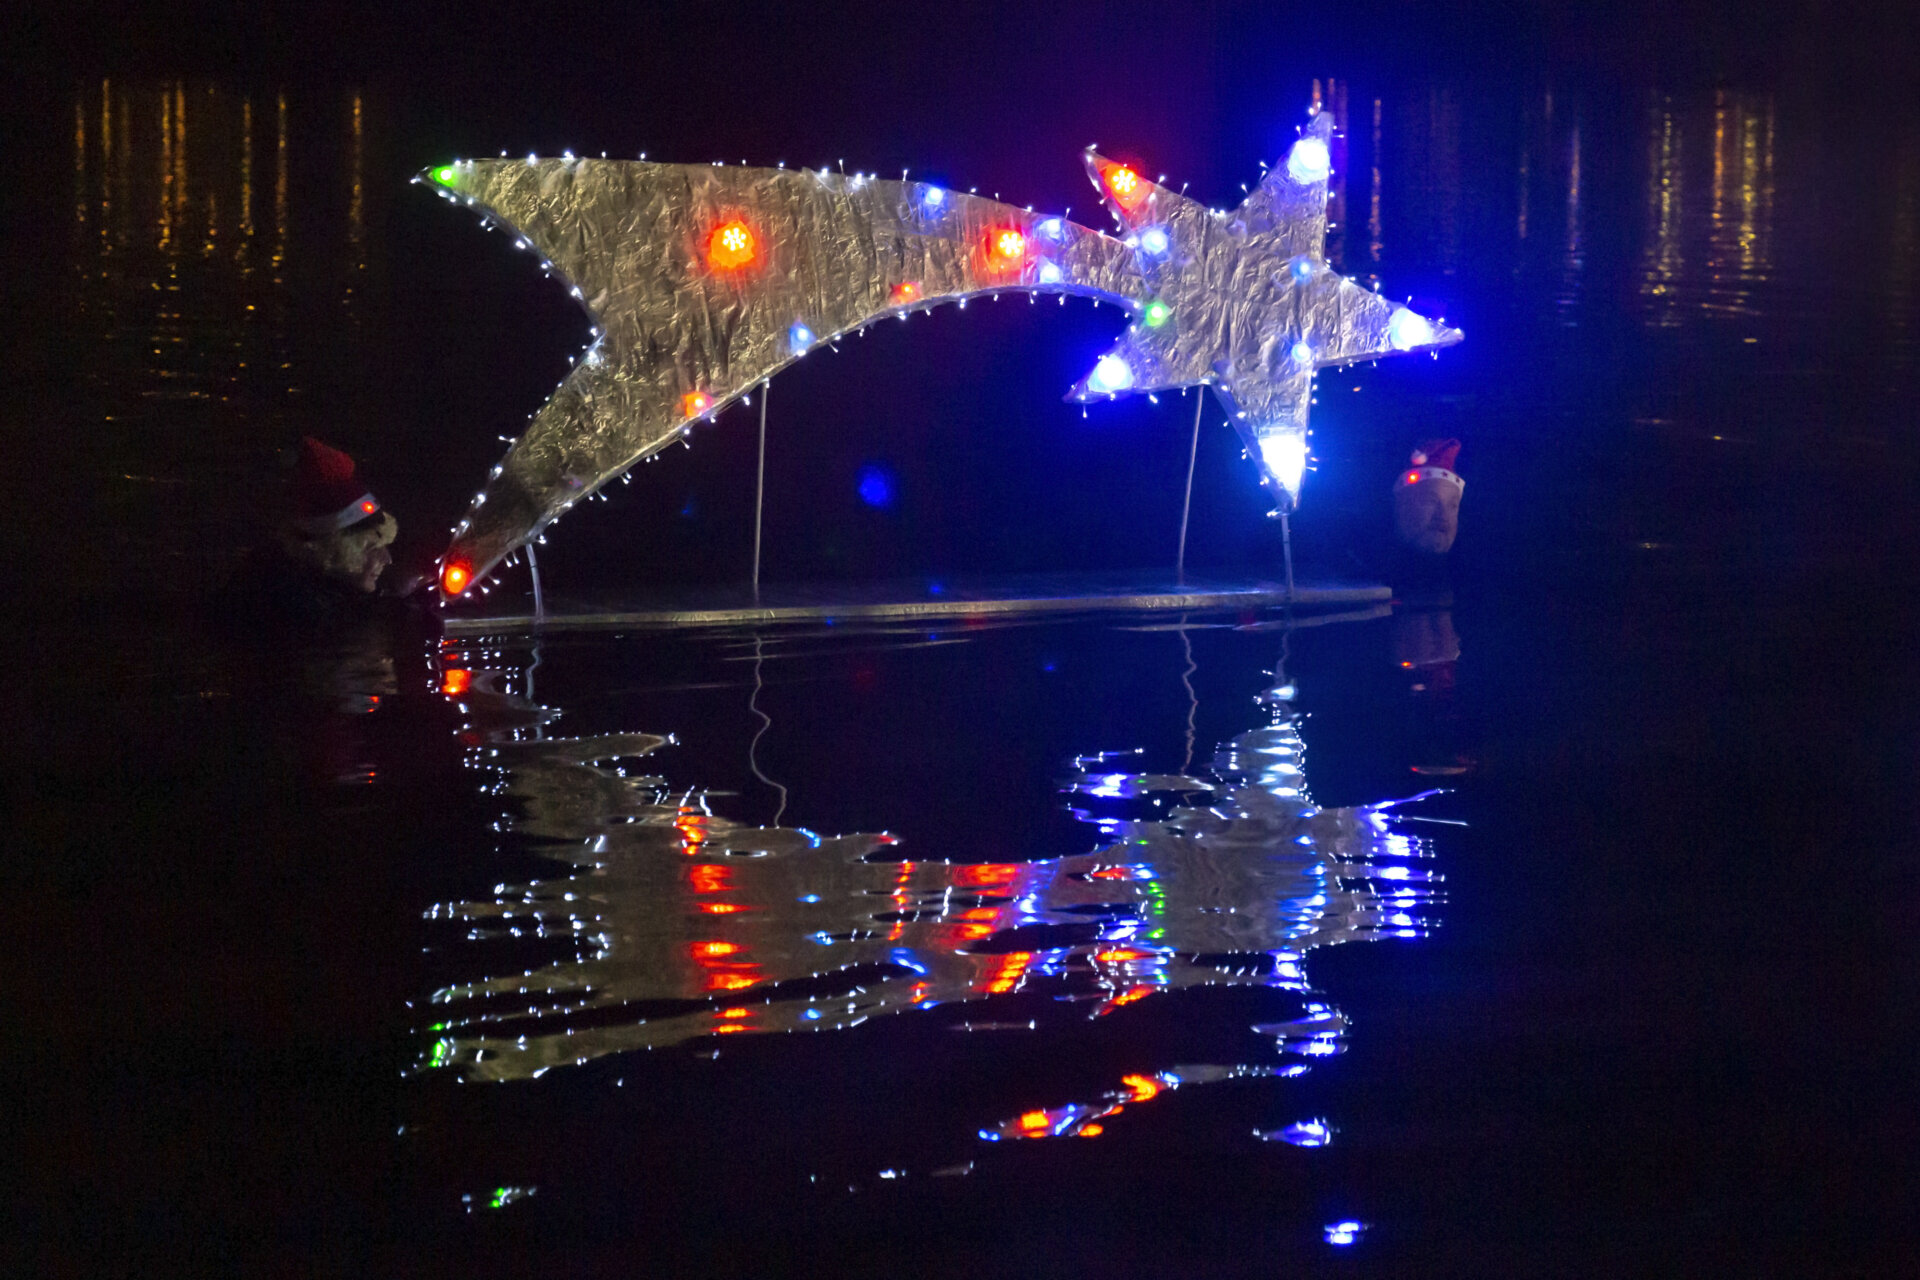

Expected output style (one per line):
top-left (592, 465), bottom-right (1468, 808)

top-left (1068, 113), bottom-right (1460, 508)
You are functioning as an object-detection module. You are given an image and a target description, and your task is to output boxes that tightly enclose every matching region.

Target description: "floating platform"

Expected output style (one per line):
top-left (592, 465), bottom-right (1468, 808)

top-left (442, 572), bottom-right (1392, 636)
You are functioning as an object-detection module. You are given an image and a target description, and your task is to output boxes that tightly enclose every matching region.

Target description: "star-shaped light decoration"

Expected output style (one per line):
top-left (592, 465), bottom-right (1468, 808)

top-left (1068, 111), bottom-right (1461, 506)
top-left (421, 108), bottom-right (1458, 598)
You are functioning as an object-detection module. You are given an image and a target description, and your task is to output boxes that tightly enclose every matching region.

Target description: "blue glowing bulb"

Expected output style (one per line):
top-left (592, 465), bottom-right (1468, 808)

top-left (1291, 257), bottom-right (1315, 282)
top-left (1089, 354), bottom-right (1134, 394)
top-left (1387, 307), bottom-right (1435, 350)
top-left (857, 463), bottom-right (895, 508)
top-left (1036, 260), bottom-right (1062, 284)
top-left (1138, 226), bottom-right (1170, 255)
top-left (1286, 136), bottom-right (1332, 184)
top-left (1291, 341), bottom-right (1313, 365)
top-left (920, 185), bottom-right (947, 209)
top-left (789, 323), bottom-right (814, 352)
top-left (1036, 217), bottom-right (1065, 240)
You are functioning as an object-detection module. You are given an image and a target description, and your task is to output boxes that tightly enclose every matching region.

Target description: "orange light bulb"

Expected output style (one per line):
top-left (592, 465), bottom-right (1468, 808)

top-left (441, 563), bottom-right (471, 595)
top-left (1105, 165), bottom-right (1146, 210)
top-left (682, 391), bottom-right (713, 418)
top-left (440, 669), bottom-right (472, 696)
top-left (706, 220), bottom-right (757, 269)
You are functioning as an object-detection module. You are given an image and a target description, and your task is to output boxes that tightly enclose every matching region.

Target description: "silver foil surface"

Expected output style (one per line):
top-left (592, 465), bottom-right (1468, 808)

top-left (423, 118), bottom-right (1459, 594)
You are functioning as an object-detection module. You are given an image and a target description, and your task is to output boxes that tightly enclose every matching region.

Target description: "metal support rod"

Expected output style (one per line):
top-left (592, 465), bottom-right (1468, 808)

top-left (1279, 508), bottom-right (1297, 602)
top-left (526, 541), bottom-right (545, 623)
top-left (752, 382), bottom-right (769, 596)
top-left (1176, 389), bottom-right (1203, 581)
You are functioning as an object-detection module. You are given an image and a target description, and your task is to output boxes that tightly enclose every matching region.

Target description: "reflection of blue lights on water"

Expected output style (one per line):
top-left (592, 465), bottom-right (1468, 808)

top-left (1324, 1220), bottom-right (1367, 1246)
top-left (1258, 1118), bottom-right (1332, 1146)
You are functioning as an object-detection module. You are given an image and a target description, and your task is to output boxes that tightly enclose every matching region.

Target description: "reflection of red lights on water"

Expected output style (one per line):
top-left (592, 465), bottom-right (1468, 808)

top-left (1094, 984), bottom-right (1157, 1017)
top-left (707, 972), bottom-right (756, 991)
top-left (1121, 1073), bottom-right (1161, 1102)
top-left (1018, 1110), bottom-right (1051, 1133)
top-left (960, 907), bottom-right (998, 921)
top-left (1089, 865), bottom-right (1136, 881)
top-left (689, 864), bottom-right (732, 893)
top-left (692, 941), bottom-right (739, 959)
top-left (440, 669), bottom-right (471, 696)
top-left (676, 809), bottom-right (710, 850)
top-left (717, 1007), bottom-right (752, 1019)
top-left (1096, 948), bottom-right (1152, 963)
top-left (955, 864), bottom-right (1018, 888)
top-left (986, 951), bottom-right (1031, 995)
top-left (1079, 1124), bottom-right (1104, 1137)
top-left (698, 903), bottom-right (748, 915)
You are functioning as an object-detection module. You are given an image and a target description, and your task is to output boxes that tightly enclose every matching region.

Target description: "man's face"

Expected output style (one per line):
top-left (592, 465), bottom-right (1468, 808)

top-left (353, 540), bottom-right (394, 593)
top-left (1395, 480), bottom-right (1460, 554)
top-left (328, 512), bottom-right (397, 592)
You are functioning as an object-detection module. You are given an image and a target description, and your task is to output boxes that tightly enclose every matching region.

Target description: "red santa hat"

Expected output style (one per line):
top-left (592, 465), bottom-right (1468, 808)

top-left (291, 437), bottom-right (381, 535)
top-left (1397, 438), bottom-right (1463, 492)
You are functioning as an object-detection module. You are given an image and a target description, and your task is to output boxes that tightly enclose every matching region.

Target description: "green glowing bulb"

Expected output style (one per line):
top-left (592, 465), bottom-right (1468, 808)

top-left (433, 166), bottom-right (458, 186)
top-left (1143, 300), bottom-right (1172, 328)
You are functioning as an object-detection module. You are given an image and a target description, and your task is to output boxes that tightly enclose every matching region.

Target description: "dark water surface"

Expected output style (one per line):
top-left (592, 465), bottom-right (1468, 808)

top-left (10, 47), bottom-right (1920, 1280)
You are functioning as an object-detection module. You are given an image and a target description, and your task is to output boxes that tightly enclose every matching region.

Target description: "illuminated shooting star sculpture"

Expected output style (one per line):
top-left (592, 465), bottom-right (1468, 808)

top-left (422, 112), bottom-right (1459, 597)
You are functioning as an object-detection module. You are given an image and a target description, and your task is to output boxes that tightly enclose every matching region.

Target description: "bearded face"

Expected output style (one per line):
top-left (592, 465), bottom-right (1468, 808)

top-left (1393, 479), bottom-right (1461, 554)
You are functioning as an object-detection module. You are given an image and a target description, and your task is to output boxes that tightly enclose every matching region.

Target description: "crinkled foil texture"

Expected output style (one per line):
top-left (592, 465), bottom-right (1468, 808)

top-left (434, 161), bottom-right (1144, 583)
top-left (429, 138), bottom-right (1459, 587)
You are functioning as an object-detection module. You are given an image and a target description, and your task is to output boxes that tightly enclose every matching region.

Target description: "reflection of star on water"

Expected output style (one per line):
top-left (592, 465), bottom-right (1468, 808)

top-left (1068, 113), bottom-right (1461, 504)
top-left (418, 653), bottom-right (1445, 1090)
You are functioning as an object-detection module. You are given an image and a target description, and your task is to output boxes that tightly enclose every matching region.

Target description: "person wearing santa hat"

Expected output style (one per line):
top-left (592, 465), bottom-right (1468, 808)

top-left (1393, 438), bottom-right (1464, 555)
top-left (271, 436), bottom-right (398, 595)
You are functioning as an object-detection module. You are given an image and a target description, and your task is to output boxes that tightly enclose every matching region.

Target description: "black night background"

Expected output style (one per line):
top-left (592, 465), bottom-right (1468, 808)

top-left (7, 2), bottom-right (1919, 1276)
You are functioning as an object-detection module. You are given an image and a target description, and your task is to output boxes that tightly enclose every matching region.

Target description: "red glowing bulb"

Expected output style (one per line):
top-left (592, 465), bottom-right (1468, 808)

top-left (706, 220), bottom-right (757, 269)
top-left (682, 391), bottom-right (713, 418)
top-left (1104, 165), bottom-right (1146, 210)
top-left (989, 228), bottom-right (1027, 263)
top-left (360, 499), bottom-right (377, 515)
top-left (440, 669), bottom-right (472, 696)
top-left (891, 281), bottom-right (921, 304)
top-left (441, 562), bottom-right (471, 595)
